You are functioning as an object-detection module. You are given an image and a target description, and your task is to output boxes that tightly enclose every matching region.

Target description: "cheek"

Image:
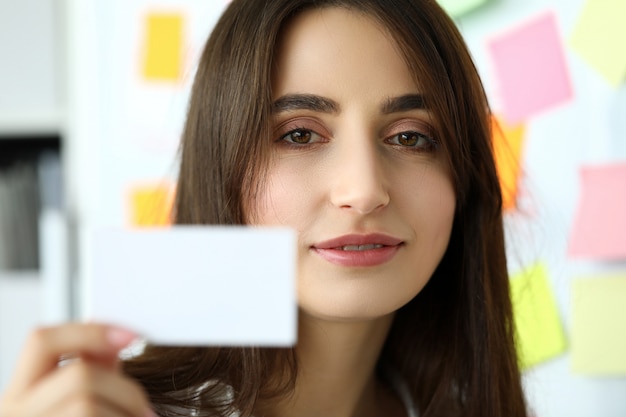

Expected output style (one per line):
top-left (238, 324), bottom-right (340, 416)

top-left (429, 181), bottom-right (456, 263)
top-left (251, 161), bottom-right (318, 227)
top-left (428, 176), bottom-right (456, 239)
top-left (399, 167), bottom-right (457, 264)
top-left (429, 176), bottom-right (456, 230)
top-left (398, 165), bottom-right (456, 224)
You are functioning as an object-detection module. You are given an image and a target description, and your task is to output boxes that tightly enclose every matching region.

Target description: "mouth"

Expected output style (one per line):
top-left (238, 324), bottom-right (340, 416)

top-left (313, 233), bottom-right (403, 250)
top-left (312, 234), bottom-right (403, 267)
top-left (336, 243), bottom-right (385, 251)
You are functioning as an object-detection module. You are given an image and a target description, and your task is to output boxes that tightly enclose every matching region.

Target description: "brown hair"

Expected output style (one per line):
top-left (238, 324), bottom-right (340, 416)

top-left (123, 1), bottom-right (528, 416)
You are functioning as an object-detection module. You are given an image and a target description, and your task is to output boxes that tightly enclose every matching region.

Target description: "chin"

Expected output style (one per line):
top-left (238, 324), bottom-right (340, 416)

top-left (296, 268), bottom-right (428, 323)
top-left (297, 292), bottom-right (415, 323)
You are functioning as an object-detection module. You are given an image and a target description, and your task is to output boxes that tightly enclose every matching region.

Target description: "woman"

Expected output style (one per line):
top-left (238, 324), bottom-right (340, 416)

top-left (0, 0), bottom-right (527, 416)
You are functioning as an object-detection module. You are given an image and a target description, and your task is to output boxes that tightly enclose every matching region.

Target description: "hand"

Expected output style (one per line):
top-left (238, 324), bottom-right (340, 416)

top-left (0, 323), bottom-right (156, 417)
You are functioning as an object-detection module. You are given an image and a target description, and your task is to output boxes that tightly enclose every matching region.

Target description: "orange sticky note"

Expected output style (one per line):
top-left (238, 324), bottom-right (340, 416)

top-left (143, 13), bottom-right (184, 81)
top-left (129, 184), bottom-right (174, 227)
top-left (491, 115), bottom-right (525, 211)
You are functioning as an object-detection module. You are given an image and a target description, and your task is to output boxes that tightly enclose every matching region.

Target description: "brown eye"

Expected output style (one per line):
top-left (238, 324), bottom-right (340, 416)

top-left (279, 128), bottom-right (323, 145)
top-left (289, 129), bottom-right (312, 144)
top-left (398, 132), bottom-right (419, 146)
top-left (386, 131), bottom-right (438, 152)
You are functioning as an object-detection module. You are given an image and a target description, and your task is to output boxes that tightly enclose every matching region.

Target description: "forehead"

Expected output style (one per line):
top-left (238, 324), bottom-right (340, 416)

top-left (272, 7), bottom-right (420, 101)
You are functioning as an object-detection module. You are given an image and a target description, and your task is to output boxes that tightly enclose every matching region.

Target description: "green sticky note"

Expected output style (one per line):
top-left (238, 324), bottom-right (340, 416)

top-left (437, 0), bottom-right (489, 18)
top-left (511, 263), bottom-right (567, 370)
top-left (570, 0), bottom-right (626, 86)
top-left (572, 275), bottom-right (626, 375)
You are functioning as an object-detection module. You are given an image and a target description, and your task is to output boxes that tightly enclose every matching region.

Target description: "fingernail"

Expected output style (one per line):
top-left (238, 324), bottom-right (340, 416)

top-left (106, 327), bottom-right (137, 347)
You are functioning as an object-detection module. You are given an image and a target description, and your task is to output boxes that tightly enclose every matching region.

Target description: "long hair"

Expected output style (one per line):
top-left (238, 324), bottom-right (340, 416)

top-left (123, 1), bottom-right (527, 416)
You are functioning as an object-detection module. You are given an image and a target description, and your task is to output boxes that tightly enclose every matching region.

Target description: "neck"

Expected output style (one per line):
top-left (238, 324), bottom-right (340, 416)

top-left (256, 312), bottom-right (405, 417)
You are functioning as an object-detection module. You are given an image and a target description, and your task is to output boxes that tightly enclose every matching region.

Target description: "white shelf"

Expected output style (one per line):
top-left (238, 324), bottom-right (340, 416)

top-left (0, 270), bottom-right (40, 281)
top-left (0, 109), bottom-right (65, 136)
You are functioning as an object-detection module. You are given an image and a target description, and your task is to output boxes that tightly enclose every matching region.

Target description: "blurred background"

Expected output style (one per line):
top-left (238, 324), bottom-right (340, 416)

top-left (0, 0), bottom-right (625, 415)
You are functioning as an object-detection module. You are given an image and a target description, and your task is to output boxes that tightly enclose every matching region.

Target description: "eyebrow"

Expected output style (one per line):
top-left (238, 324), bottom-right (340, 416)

top-left (271, 93), bottom-right (427, 114)
top-left (381, 94), bottom-right (426, 114)
top-left (272, 94), bottom-right (339, 114)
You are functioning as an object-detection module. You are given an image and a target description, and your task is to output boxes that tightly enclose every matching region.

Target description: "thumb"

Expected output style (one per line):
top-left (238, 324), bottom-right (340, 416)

top-left (79, 332), bottom-right (144, 371)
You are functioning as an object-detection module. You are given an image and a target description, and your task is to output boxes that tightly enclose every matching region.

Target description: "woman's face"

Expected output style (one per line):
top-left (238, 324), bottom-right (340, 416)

top-left (253, 7), bottom-right (456, 321)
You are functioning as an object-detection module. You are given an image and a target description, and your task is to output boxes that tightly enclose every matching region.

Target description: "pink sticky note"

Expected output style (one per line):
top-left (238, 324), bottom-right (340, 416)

top-left (569, 162), bottom-right (626, 260)
top-left (488, 12), bottom-right (573, 124)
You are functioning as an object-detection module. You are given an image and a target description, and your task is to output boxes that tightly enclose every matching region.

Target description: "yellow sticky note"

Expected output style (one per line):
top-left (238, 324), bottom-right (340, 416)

top-left (570, 0), bottom-right (626, 86)
top-left (129, 184), bottom-right (174, 227)
top-left (143, 13), bottom-right (184, 81)
top-left (492, 115), bottom-right (525, 211)
top-left (511, 263), bottom-right (567, 370)
top-left (571, 275), bottom-right (626, 375)
top-left (437, 0), bottom-right (490, 17)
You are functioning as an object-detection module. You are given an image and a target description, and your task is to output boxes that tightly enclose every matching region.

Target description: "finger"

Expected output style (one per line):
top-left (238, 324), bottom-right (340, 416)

top-left (23, 361), bottom-right (153, 417)
top-left (6, 323), bottom-right (138, 395)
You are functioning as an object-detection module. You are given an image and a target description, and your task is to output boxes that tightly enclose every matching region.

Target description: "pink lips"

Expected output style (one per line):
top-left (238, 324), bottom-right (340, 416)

top-left (312, 233), bottom-right (403, 267)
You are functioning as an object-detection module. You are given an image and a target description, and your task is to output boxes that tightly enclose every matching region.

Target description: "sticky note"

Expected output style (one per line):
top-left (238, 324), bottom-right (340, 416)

top-left (129, 184), bottom-right (174, 227)
top-left (437, 0), bottom-right (489, 17)
top-left (86, 227), bottom-right (297, 346)
top-left (571, 275), bottom-right (626, 375)
top-left (570, 0), bottom-right (626, 86)
top-left (142, 13), bottom-right (184, 81)
top-left (491, 115), bottom-right (525, 211)
top-left (488, 12), bottom-right (573, 124)
top-left (568, 163), bottom-right (626, 260)
top-left (510, 263), bottom-right (567, 369)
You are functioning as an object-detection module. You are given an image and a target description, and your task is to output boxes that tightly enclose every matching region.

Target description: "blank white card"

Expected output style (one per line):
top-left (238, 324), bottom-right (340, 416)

top-left (85, 227), bottom-right (296, 346)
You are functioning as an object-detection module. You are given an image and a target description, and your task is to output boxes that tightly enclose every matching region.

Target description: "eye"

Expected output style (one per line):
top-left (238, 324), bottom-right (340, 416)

top-left (386, 131), bottom-right (437, 152)
top-left (279, 128), bottom-right (323, 145)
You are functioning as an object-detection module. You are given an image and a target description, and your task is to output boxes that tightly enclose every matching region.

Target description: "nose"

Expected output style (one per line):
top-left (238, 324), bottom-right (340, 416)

top-left (329, 136), bottom-right (390, 214)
